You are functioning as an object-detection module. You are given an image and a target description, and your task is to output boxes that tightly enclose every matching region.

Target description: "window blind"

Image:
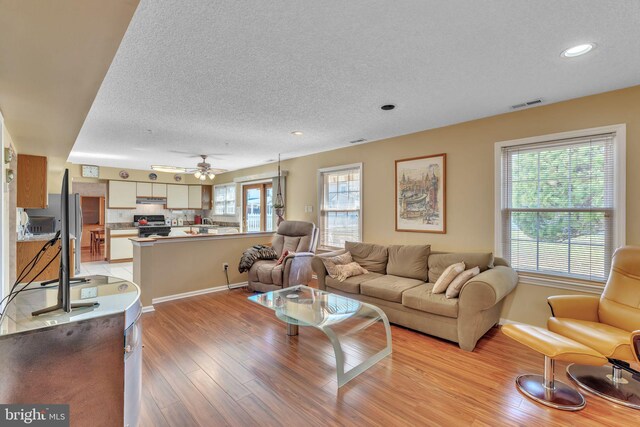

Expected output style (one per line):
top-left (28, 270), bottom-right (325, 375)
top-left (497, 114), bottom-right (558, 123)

top-left (319, 166), bottom-right (362, 248)
top-left (501, 133), bottom-right (615, 282)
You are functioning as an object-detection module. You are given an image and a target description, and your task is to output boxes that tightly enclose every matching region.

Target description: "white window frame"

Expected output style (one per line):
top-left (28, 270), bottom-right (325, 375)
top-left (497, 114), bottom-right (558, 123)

top-left (494, 124), bottom-right (626, 293)
top-left (213, 183), bottom-right (236, 216)
top-left (317, 163), bottom-right (363, 250)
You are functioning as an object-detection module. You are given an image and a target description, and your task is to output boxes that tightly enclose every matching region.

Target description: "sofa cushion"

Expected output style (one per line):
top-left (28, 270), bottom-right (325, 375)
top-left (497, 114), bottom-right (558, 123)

top-left (428, 252), bottom-right (494, 283)
top-left (360, 275), bottom-right (423, 303)
top-left (345, 241), bottom-right (388, 274)
top-left (326, 272), bottom-right (383, 294)
top-left (387, 245), bottom-right (431, 281)
top-left (402, 283), bottom-right (459, 318)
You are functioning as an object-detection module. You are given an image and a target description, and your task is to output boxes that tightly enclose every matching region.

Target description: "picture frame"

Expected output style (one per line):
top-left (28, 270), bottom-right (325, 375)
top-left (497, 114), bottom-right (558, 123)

top-left (395, 153), bottom-right (446, 233)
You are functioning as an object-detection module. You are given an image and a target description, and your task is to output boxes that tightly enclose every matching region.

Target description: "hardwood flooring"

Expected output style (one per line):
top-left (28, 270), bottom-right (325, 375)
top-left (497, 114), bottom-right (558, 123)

top-left (140, 288), bottom-right (638, 426)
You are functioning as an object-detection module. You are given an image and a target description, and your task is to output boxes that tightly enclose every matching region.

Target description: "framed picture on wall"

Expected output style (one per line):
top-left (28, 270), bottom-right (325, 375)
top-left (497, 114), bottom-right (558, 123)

top-left (395, 153), bottom-right (446, 233)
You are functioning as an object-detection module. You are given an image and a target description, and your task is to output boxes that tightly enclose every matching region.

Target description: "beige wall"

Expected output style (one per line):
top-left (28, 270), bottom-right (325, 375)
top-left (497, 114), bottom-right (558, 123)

top-left (212, 85), bottom-right (640, 326)
top-left (133, 234), bottom-right (271, 307)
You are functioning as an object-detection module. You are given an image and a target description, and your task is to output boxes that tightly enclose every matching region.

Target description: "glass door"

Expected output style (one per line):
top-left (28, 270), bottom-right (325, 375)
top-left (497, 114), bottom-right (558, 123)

top-left (243, 183), bottom-right (274, 232)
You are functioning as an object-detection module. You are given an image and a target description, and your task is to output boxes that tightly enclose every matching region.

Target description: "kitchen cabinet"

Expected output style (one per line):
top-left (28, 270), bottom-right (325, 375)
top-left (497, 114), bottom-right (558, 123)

top-left (17, 154), bottom-right (48, 208)
top-left (17, 238), bottom-right (74, 282)
top-left (107, 229), bottom-right (137, 262)
top-left (136, 182), bottom-right (153, 197)
top-left (152, 183), bottom-right (167, 198)
top-left (108, 181), bottom-right (137, 208)
top-left (188, 185), bottom-right (202, 209)
top-left (166, 184), bottom-right (189, 209)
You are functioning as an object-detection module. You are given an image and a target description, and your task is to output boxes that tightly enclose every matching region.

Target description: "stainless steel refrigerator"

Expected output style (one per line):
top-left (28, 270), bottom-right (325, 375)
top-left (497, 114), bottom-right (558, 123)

top-left (26, 193), bottom-right (83, 275)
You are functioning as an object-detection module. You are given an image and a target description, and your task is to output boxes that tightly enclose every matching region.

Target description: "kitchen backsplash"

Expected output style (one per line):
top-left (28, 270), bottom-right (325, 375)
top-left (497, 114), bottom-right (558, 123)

top-left (106, 204), bottom-right (206, 223)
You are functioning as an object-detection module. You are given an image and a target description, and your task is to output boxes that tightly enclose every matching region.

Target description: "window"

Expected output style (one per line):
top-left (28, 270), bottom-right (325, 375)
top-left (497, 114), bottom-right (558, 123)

top-left (214, 184), bottom-right (236, 216)
top-left (496, 126), bottom-right (625, 285)
top-left (318, 164), bottom-right (362, 248)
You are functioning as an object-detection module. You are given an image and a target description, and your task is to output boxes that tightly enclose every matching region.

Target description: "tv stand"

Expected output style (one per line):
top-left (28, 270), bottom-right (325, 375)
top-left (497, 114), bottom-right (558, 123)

top-left (40, 277), bottom-right (89, 286)
top-left (32, 301), bottom-right (98, 316)
top-left (32, 277), bottom-right (96, 316)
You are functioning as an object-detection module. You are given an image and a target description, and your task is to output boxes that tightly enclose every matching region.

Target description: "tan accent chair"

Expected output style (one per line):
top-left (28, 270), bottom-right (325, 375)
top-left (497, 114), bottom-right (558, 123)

top-left (547, 245), bottom-right (640, 409)
top-left (248, 221), bottom-right (319, 292)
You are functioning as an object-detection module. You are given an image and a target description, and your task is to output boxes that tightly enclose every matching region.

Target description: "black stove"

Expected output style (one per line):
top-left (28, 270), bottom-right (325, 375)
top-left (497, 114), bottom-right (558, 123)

top-left (134, 215), bottom-right (171, 237)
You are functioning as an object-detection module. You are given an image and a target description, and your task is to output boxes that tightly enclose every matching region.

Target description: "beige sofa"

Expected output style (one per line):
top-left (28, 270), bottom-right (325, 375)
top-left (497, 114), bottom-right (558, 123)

top-left (311, 242), bottom-right (518, 351)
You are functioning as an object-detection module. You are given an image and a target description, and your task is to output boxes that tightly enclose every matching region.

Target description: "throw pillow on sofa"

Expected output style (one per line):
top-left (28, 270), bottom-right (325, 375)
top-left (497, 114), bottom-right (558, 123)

top-left (321, 252), bottom-right (354, 278)
top-left (428, 252), bottom-right (494, 283)
top-left (445, 266), bottom-right (480, 299)
top-left (333, 262), bottom-right (369, 282)
top-left (432, 262), bottom-right (465, 293)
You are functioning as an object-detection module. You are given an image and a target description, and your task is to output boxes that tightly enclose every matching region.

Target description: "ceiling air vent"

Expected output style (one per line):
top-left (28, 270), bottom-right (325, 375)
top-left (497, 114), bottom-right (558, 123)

top-left (511, 99), bottom-right (543, 110)
top-left (349, 138), bottom-right (367, 144)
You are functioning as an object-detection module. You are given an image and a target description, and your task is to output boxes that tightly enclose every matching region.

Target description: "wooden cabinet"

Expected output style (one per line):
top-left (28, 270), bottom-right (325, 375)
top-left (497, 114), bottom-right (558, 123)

top-left (17, 154), bottom-right (48, 208)
top-left (202, 185), bottom-right (212, 210)
top-left (17, 239), bottom-right (74, 282)
top-left (152, 183), bottom-right (167, 198)
top-left (108, 181), bottom-right (137, 208)
top-left (166, 184), bottom-right (189, 209)
top-left (107, 229), bottom-right (137, 262)
top-left (188, 185), bottom-right (202, 209)
top-left (136, 182), bottom-right (152, 197)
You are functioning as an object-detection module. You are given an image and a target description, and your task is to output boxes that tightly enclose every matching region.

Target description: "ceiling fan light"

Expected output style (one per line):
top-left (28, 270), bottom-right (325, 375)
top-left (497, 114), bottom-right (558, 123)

top-left (199, 174), bottom-right (207, 181)
top-left (208, 172), bottom-right (215, 180)
top-left (194, 170), bottom-right (202, 179)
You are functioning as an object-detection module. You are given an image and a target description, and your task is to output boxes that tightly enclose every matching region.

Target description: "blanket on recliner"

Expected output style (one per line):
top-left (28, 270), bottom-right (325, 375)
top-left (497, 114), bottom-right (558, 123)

top-left (238, 245), bottom-right (278, 273)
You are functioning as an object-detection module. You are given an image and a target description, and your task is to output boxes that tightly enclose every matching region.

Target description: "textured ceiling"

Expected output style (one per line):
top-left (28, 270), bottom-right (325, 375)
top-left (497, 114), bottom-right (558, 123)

top-left (70, 0), bottom-right (640, 172)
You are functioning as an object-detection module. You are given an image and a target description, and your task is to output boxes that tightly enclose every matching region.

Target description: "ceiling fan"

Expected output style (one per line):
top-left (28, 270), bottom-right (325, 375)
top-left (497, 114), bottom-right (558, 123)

top-left (151, 154), bottom-right (226, 181)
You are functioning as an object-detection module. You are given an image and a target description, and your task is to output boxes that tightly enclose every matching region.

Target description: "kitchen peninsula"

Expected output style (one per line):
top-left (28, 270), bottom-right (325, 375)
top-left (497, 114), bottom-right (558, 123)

top-left (131, 231), bottom-right (272, 308)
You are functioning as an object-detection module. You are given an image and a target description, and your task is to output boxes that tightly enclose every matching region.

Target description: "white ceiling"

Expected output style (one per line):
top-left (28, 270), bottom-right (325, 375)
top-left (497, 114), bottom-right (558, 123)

top-left (70, 0), bottom-right (640, 172)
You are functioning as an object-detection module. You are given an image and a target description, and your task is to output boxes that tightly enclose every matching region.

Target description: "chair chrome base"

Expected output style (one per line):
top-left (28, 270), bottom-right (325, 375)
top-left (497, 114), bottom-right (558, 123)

top-left (516, 374), bottom-right (586, 411)
top-left (567, 364), bottom-right (640, 410)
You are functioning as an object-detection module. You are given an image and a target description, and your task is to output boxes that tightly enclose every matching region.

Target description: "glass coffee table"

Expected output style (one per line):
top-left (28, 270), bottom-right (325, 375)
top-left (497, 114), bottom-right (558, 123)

top-left (248, 285), bottom-right (392, 387)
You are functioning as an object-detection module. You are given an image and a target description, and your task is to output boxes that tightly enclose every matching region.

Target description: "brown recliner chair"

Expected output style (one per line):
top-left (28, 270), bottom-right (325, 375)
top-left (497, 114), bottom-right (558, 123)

top-left (248, 220), bottom-right (319, 292)
top-left (547, 245), bottom-right (640, 409)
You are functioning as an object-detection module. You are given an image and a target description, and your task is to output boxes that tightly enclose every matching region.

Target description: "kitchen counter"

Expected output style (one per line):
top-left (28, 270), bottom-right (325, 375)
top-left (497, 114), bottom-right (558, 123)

top-left (105, 222), bottom-right (136, 230)
top-left (130, 230), bottom-right (271, 244)
top-left (17, 233), bottom-right (76, 242)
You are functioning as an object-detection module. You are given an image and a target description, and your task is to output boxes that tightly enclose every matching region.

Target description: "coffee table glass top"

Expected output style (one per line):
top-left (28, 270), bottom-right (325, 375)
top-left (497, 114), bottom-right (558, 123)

top-left (248, 285), bottom-right (379, 327)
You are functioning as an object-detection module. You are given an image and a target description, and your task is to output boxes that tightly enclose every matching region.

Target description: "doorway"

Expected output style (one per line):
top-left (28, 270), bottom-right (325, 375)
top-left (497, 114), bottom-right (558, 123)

top-left (81, 196), bottom-right (105, 262)
top-left (242, 183), bottom-right (273, 232)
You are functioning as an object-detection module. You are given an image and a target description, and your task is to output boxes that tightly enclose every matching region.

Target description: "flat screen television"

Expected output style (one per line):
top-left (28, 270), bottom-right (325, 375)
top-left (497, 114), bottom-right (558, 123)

top-left (32, 169), bottom-right (93, 316)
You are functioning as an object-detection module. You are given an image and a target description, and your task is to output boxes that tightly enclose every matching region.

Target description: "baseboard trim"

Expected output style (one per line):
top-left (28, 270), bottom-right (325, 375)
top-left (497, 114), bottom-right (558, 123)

top-left (142, 305), bottom-right (155, 313)
top-left (151, 281), bottom-right (249, 306)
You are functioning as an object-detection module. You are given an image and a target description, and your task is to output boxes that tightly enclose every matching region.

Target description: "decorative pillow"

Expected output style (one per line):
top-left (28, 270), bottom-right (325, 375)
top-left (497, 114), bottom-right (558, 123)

top-left (321, 252), bottom-right (354, 278)
top-left (333, 262), bottom-right (368, 282)
top-left (445, 267), bottom-right (480, 299)
top-left (276, 250), bottom-right (294, 266)
top-left (432, 262), bottom-right (465, 293)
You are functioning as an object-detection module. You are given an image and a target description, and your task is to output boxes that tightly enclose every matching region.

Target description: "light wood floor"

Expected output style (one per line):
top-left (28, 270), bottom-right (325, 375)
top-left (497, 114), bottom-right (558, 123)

top-left (140, 288), bottom-right (637, 427)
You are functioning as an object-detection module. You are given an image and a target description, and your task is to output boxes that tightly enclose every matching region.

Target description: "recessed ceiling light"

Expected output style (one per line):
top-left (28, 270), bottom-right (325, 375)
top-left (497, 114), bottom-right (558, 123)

top-left (561, 43), bottom-right (595, 58)
top-left (291, 131), bottom-right (303, 136)
top-left (381, 104), bottom-right (396, 111)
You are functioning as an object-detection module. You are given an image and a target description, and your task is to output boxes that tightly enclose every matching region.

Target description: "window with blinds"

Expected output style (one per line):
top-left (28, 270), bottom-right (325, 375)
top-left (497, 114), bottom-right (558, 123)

top-left (214, 184), bottom-right (236, 215)
top-left (500, 133), bottom-right (617, 282)
top-left (318, 164), bottom-right (362, 248)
